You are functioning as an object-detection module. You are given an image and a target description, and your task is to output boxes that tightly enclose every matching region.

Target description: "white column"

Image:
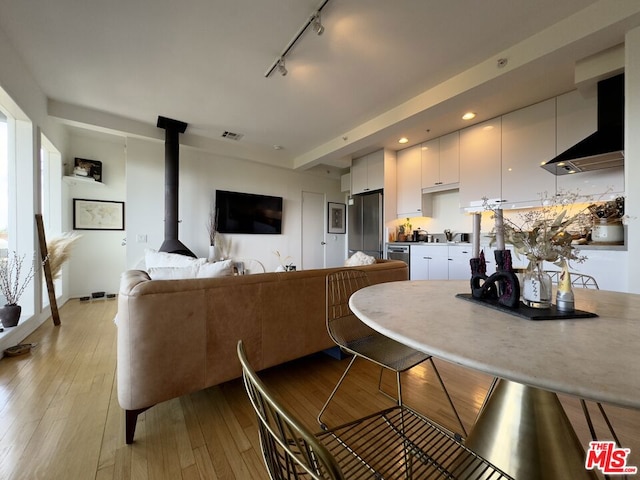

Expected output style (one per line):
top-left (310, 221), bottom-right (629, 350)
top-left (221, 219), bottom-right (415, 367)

top-left (626, 27), bottom-right (640, 293)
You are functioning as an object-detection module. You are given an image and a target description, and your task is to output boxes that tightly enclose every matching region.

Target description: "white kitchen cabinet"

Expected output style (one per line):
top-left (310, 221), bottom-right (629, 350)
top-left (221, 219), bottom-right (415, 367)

top-left (340, 173), bottom-right (351, 192)
top-left (561, 249), bottom-right (628, 293)
top-left (410, 245), bottom-right (448, 280)
top-left (531, 249), bottom-right (627, 293)
top-left (396, 145), bottom-right (423, 217)
top-left (351, 149), bottom-right (385, 194)
top-left (420, 138), bottom-right (439, 189)
top-left (439, 132), bottom-right (460, 186)
top-left (447, 244), bottom-right (473, 280)
top-left (501, 99), bottom-right (557, 208)
top-left (410, 244), bottom-right (472, 280)
top-left (555, 90), bottom-right (624, 198)
top-left (459, 118), bottom-right (502, 210)
top-left (421, 133), bottom-right (460, 192)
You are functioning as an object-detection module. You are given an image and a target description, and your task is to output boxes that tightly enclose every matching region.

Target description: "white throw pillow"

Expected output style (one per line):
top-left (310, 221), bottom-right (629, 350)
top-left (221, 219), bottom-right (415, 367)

top-left (144, 248), bottom-right (206, 269)
top-left (197, 259), bottom-right (234, 278)
top-left (147, 265), bottom-right (199, 280)
top-left (345, 251), bottom-right (376, 266)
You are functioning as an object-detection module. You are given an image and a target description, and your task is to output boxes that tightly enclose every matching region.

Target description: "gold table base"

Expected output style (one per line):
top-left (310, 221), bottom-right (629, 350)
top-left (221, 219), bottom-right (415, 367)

top-left (464, 379), bottom-right (597, 480)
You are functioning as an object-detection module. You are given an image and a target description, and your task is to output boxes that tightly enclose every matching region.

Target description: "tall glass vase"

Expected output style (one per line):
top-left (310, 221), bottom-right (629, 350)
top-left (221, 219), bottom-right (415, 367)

top-left (522, 261), bottom-right (552, 308)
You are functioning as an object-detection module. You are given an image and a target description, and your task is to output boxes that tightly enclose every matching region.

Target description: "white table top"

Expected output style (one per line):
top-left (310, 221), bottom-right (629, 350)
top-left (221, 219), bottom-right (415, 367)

top-left (349, 280), bottom-right (640, 409)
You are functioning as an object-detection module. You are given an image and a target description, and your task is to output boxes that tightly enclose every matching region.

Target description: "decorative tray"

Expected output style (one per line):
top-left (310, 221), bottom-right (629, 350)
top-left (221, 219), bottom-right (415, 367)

top-left (455, 293), bottom-right (599, 321)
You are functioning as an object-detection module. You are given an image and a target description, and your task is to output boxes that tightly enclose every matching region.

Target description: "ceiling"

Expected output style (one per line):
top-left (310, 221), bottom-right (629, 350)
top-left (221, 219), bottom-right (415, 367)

top-left (1, 0), bottom-right (639, 176)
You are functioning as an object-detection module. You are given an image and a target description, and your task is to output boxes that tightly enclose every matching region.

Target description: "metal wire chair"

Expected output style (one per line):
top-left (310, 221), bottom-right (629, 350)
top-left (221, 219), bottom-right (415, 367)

top-left (317, 269), bottom-right (467, 438)
top-left (237, 340), bottom-right (513, 480)
top-left (544, 270), bottom-right (599, 289)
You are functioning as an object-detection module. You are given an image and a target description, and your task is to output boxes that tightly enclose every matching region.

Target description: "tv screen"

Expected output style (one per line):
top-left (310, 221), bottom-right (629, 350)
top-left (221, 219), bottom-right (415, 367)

top-left (215, 190), bottom-right (283, 234)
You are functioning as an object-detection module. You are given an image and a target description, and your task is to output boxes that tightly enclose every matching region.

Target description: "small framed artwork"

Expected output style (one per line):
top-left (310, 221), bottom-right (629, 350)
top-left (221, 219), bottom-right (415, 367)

top-left (328, 202), bottom-right (346, 234)
top-left (74, 157), bottom-right (103, 182)
top-left (73, 198), bottom-right (125, 231)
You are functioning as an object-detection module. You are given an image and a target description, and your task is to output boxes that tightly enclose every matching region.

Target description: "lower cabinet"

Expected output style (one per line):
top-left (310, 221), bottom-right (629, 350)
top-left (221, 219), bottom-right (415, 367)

top-left (410, 245), bottom-right (447, 280)
top-left (410, 244), bottom-right (473, 280)
top-left (447, 244), bottom-right (473, 280)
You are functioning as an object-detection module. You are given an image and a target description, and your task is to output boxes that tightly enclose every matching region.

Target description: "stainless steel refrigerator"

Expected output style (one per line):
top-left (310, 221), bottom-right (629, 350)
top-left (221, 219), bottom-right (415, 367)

top-left (348, 191), bottom-right (384, 258)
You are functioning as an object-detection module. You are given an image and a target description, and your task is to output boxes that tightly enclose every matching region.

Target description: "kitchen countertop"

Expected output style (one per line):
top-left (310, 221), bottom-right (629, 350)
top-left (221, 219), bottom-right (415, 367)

top-left (391, 241), bottom-right (471, 246)
top-left (390, 241), bottom-right (627, 251)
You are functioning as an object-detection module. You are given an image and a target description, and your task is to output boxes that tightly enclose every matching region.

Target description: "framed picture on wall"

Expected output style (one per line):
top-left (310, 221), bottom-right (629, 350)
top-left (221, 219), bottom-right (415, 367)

top-left (73, 198), bottom-right (125, 230)
top-left (328, 202), bottom-right (346, 234)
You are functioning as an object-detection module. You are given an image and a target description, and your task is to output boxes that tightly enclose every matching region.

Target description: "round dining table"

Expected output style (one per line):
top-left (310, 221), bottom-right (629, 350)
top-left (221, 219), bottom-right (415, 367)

top-left (349, 280), bottom-right (640, 480)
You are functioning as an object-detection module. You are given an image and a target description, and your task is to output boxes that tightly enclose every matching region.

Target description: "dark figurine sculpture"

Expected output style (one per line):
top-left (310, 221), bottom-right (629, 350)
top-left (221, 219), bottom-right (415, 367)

top-left (470, 249), bottom-right (520, 308)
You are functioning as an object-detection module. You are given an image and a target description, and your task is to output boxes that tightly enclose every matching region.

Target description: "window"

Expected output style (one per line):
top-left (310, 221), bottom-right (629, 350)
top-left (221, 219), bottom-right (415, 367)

top-left (0, 110), bottom-right (7, 263)
top-left (40, 136), bottom-right (63, 306)
top-left (0, 88), bottom-right (37, 316)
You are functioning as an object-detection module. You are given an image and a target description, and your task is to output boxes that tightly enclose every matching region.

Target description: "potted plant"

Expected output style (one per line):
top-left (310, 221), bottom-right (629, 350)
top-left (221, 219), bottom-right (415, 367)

top-left (485, 190), bottom-right (592, 308)
top-left (0, 251), bottom-right (39, 327)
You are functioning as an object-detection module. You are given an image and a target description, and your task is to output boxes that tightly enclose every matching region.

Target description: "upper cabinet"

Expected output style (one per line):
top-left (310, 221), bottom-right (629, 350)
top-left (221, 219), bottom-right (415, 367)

top-left (351, 150), bottom-right (385, 194)
top-left (501, 98), bottom-right (556, 208)
top-left (555, 90), bottom-right (624, 198)
top-left (422, 132), bottom-right (459, 191)
top-left (396, 145), bottom-right (422, 217)
top-left (459, 118), bottom-right (502, 209)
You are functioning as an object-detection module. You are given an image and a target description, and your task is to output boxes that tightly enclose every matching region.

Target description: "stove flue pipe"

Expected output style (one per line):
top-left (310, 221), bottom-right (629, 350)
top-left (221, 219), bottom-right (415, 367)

top-left (156, 115), bottom-right (195, 257)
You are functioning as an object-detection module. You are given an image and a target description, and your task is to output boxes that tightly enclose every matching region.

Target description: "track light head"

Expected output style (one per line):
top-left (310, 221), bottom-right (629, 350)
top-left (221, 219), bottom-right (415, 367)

top-left (311, 13), bottom-right (324, 35)
top-left (277, 57), bottom-right (288, 76)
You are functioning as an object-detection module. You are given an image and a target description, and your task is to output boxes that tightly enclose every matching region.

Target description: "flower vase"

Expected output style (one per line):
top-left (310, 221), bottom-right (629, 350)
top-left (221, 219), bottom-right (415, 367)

top-left (0, 304), bottom-right (22, 327)
top-left (522, 262), bottom-right (552, 309)
top-left (208, 245), bottom-right (217, 262)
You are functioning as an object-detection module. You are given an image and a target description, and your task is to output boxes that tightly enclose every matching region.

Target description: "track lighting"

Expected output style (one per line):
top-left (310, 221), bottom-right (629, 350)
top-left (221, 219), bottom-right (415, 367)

top-left (311, 13), bottom-right (324, 35)
top-left (264, 0), bottom-right (331, 78)
top-left (277, 57), bottom-right (287, 76)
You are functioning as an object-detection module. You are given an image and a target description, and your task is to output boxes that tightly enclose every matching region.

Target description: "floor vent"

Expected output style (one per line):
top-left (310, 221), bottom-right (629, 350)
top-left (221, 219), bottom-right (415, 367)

top-left (221, 131), bottom-right (244, 141)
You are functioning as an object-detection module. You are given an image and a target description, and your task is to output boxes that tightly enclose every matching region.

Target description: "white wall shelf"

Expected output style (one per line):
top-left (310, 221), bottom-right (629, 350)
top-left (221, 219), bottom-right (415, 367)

top-left (63, 175), bottom-right (105, 187)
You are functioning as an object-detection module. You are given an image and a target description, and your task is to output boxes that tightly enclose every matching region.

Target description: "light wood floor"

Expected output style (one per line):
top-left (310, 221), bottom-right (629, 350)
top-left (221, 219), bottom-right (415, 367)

top-left (0, 298), bottom-right (638, 479)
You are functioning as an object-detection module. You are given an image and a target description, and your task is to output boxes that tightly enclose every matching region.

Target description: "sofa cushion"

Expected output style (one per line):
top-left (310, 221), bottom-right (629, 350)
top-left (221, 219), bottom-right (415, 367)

top-left (144, 248), bottom-right (206, 269)
top-left (345, 251), bottom-right (376, 266)
top-left (197, 259), bottom-right (234, 278)
top-left (147, 265), bottom-right (200, 280)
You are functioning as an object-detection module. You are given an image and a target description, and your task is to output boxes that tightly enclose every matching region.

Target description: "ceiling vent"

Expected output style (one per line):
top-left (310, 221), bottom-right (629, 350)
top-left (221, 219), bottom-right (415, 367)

top-left (221, 131), bottom-right (244, 141)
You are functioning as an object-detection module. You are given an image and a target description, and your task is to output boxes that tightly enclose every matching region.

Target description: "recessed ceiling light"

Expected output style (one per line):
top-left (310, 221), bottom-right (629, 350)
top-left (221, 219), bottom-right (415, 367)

top-left (273, 145), bottom-right (283, 150)
top-left (462, 112), bottom-right (476, 120)
top-left (398, 137), bottom-right (409, 144)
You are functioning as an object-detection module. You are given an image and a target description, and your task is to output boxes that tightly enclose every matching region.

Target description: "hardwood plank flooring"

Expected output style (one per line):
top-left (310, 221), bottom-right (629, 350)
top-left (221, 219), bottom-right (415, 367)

top-left (0, 298), bottom-right (638, 479)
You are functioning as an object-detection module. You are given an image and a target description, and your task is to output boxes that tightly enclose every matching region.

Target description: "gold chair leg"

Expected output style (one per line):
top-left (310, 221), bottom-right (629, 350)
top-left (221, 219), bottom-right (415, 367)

top-left (376, 368), bottom-right (403, 406)
top-left (428, 358), bottom-right (468, 437)
top-left (317, 355), bottom-right (358, 429)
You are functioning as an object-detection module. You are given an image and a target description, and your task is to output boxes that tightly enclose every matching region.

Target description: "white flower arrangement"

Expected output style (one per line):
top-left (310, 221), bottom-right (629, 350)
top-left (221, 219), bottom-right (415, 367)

top-left (0, 251), bottom-right (39, 306)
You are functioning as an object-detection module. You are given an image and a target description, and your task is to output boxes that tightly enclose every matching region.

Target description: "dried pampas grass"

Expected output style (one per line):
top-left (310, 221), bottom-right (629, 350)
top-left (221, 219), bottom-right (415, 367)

top-left (46, 232), bottom-right (81, 279)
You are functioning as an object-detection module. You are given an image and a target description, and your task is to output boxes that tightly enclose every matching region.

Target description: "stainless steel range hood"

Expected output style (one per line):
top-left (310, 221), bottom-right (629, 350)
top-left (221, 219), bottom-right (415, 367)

top-left (542, 74), bottom-right (624, 175)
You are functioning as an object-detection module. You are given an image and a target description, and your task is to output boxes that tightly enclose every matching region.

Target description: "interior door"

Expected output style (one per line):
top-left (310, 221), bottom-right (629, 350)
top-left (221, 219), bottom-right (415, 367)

top-left (302, 191), bottom-right (325, 269)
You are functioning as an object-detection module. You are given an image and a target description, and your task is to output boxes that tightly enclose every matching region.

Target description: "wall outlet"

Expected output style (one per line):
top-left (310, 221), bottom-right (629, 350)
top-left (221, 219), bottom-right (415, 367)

top-left (136, 234), bottom-right (147, 243)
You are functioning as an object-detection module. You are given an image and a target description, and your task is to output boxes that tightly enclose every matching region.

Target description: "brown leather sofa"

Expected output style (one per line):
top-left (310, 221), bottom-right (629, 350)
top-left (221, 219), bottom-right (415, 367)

top-left (116, 259), bottom-right (408, 443)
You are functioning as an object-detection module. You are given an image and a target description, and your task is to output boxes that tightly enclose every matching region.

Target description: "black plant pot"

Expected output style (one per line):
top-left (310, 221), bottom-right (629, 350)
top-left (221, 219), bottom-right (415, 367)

top-left (0, 304), bottom-right (22, 328)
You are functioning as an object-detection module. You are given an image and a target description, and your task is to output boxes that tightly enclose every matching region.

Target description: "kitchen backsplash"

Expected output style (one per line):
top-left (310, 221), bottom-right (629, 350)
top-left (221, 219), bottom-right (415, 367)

top-left (389, 189), bottom-right (625, 247)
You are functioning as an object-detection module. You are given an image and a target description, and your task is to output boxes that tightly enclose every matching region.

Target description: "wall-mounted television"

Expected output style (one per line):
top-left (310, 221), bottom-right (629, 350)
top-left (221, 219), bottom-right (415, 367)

top-left (215, 190), bottom-right (283, 234)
